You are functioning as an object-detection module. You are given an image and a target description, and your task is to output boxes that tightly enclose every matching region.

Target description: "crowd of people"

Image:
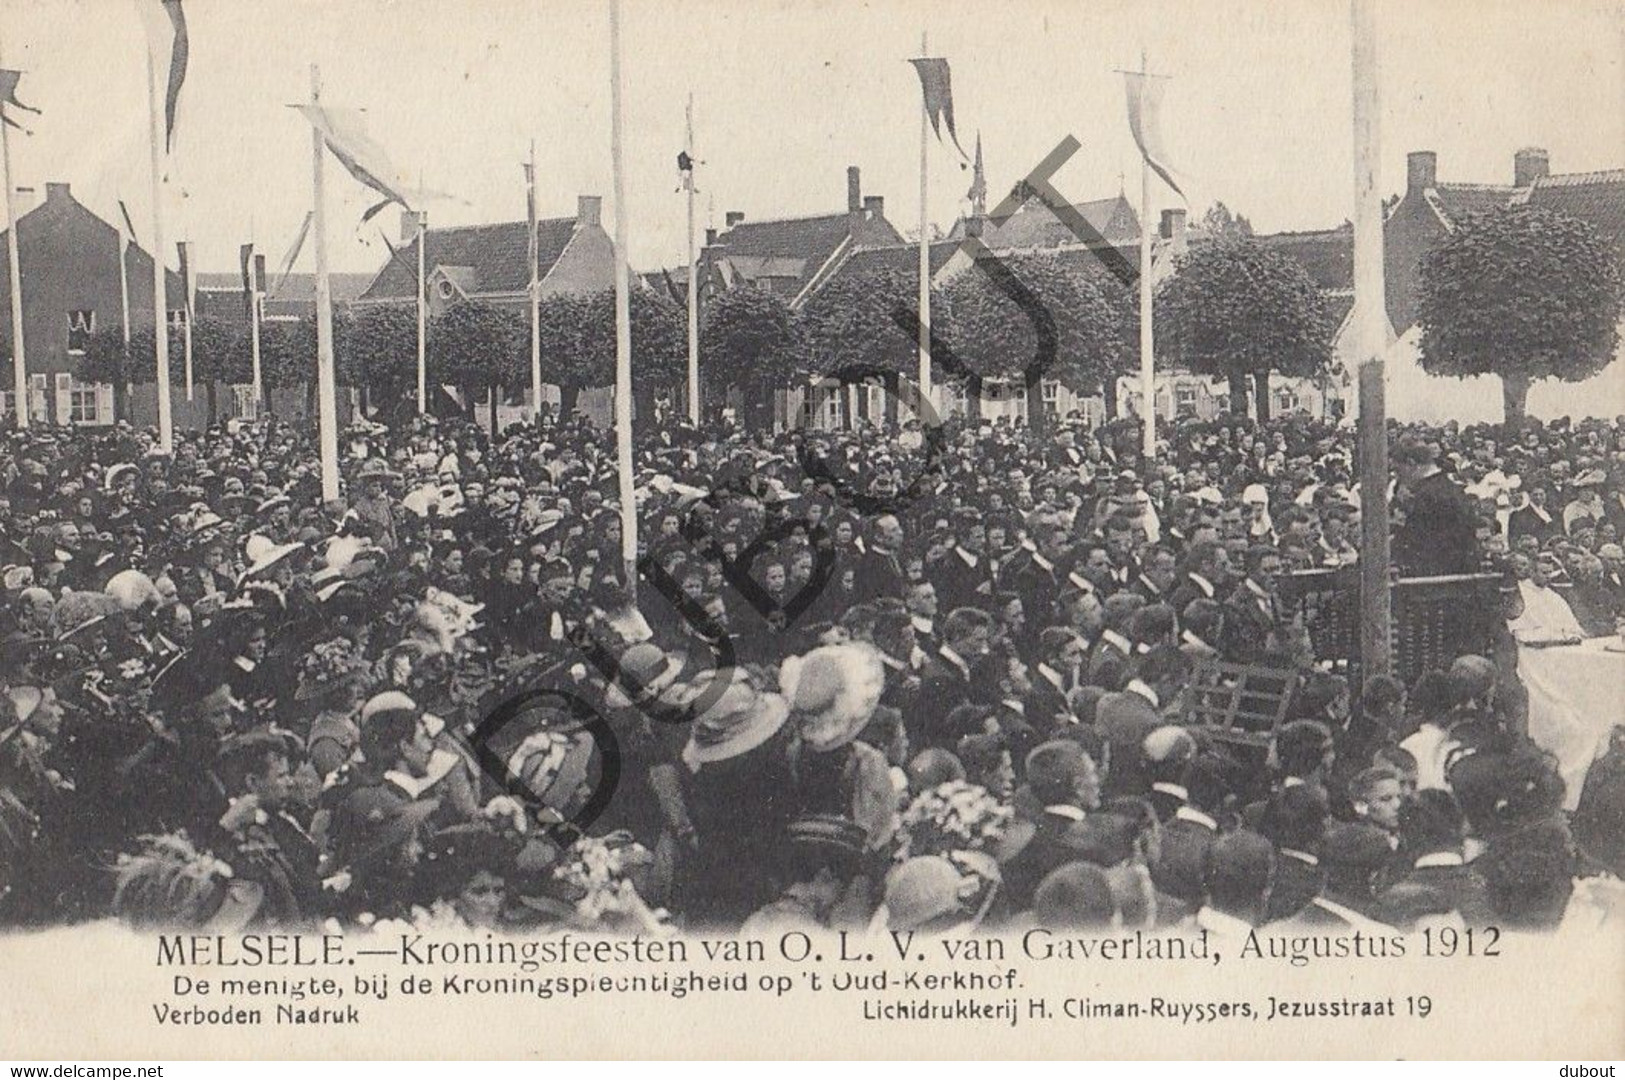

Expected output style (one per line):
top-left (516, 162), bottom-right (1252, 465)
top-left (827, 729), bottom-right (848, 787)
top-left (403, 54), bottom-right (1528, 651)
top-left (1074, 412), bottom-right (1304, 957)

top-left (1, 402), bottom-right (1622, 938)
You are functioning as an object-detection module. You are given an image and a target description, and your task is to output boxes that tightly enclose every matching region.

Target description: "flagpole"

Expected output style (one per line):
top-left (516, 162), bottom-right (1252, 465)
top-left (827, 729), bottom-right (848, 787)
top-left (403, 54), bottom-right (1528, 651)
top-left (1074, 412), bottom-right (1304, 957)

top-left (181, 241), bottom-right (194, 401)
top-left (1137, 49), bottom-right (1156, 461)
top-left (310, 64), bottom-right (340, 503)
top-left (145, 34), bottom-right (173, 452)
top-left (1351, 0), bottom-right (1392, 681)
top-left (684, 93), bottom-right (699, 425)
top-left (528, 139), bottom-right (542, 419)
top-left (416, 208), bottom-right (427, 414)
top-left (248, 242), bottom-right (263, 415)
top-left (117, 218), bottom-right (131, 403)
top-left (0, 53), bottom-right (26, 430)
top-left (609, 0), bottom-right (637, 594)
top-left (917, 30), bottom-right (932, 417)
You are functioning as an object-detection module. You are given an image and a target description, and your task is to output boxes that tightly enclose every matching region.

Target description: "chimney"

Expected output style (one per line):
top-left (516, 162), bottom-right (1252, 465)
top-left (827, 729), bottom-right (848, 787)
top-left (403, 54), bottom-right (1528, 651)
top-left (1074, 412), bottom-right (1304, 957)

top-left (399, 209), bottom-right (424, 245)
top-left (1160, 208), bottom-right (1188, 257)
top-left (1514, 146), bottom-right (1550, 188)
top-left (847, 166), bottom-right (861, 213)
top-left (863, 195), bottom-right (885, 219)
top-left (45, 181), bottom-right (71, 203)
top-left (705, 226), bottom-right (718, 245)
top-left (725, 210), bottom-right (745, 228)
top-left (1406, 151), bottom-right (1437, 194)
top-left (576, 195), bottom-right (602, 228)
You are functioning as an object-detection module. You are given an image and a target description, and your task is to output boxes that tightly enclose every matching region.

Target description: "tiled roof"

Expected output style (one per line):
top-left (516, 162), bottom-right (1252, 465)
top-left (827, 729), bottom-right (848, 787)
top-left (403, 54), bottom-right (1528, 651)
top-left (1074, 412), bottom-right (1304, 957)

top-left (1428, 184), bottom-right (1517, 226)
top-left (196, 272), bottom-right (374, 303)
top-left (358, 216), bottom-right (579, 301)
top-left (708, 211), bottom-right (903, 294)
top-left (1524, 170), bottom-right (1625, 260)
top-left (1251, 225), bottom-right (1354, 291)
top-left (967, 195), bottom-right (1141, 250)
top-left (829, 239), bottom-right (960, 280)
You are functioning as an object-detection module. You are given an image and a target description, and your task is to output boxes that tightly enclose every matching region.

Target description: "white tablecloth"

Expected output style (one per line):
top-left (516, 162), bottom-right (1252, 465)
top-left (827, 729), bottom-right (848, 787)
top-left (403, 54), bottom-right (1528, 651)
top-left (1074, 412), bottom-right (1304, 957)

top-left (1519, 637), bottom-right (1625, 809)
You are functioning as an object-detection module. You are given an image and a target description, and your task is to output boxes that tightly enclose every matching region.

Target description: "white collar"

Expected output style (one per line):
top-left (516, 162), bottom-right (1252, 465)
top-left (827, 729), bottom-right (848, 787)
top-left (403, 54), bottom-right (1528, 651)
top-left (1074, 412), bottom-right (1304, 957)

top-left (1280, 848), bottom-right (1319, 867)
top-left (1174, 805), bottom-right (1217, 831)
top-left (954, 546), bottom-right (978, 568)
top-left (1282, 775), bottom-right (1306, 789)
top-left (1125, 679), bottom-right (1159, 709)
top-left (1245, 577), bottom-right (1271, 600)
top-left (1101, 628), bottom-right (1132, 654)
top-left (1151, 781), bottom-right (1187, 800)
top-left (910, 614), bottom-right (934, 634)
top-left (1181, 629), bottom-right (1213, 651)
top-left (1067, 570), bottom-right (1095, 593)
top-left (1044, 804), bottom-right (1087, 822)
top-left (1311, 896), bottom-right (1395, 932)
top-left (1037, 663), bottom-right (1067, 693)
top-left (938, 645), bottom-right (971, 679)
top-left (1414, 851), bottom-right (1464, 869)
top-left (1136, 573), bottom-right (1162, 596)
top-left (1189, 572), bottom-right (1214, 597)
top-left (1528, 503), bottom-right (1552, 522)
top-left (1031, 551), bottom-right (1054, 572)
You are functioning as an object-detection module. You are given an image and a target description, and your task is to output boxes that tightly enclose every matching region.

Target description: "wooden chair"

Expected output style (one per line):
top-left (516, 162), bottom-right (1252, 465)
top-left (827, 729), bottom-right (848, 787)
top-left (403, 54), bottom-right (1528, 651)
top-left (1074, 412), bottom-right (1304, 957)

top-left (1180, 659), bottom-right (1302, 749)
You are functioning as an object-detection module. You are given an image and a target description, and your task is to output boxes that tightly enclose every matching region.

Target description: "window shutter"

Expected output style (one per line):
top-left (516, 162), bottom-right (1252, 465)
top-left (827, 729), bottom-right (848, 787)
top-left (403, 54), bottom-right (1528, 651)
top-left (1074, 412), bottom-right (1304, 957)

top-left (54, 373), bottom-right (72, 424)
top-left (95, 383), bottom-right (114, 424)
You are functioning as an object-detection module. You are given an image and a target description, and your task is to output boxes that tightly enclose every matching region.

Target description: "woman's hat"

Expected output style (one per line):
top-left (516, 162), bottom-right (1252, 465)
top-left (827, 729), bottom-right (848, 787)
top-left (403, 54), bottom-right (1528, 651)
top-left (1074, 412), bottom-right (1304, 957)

top-left (238, 537), bottom-right (306, 583)
top-left (681, 672), bottom-right (791, 768)
top-left (780, 643), bottom-right (885, 753)
top-left (875, 855), bottom-right (968, 930)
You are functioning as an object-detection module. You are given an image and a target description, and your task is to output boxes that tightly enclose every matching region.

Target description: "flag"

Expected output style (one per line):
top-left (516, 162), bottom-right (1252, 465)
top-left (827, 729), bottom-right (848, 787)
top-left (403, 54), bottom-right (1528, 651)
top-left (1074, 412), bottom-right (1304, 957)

top-left (269, 212), bottom-right (313, 299)
top-left (0, 70), bottom-right (40, 133)
top-left (298, 104), bottom-right (419, 225)
top-left (523, 159), bottom-right (538, 292)
top-left (909, 57), bottom-right (968, 160)
top-left (1123, 72), bottom-right (1184, 197)
top-left (118, 200), bottom-right (140, 247)
top-left (239, 242), bottom-right (257, 325)
top-left (966, 131), bottom-right (987, 213)
top-left (160, 1), bottom-right (187, 150)
top-left (176, 240), bottom-right (194, 318)
top-left (677, 151), bottom-right (694, 190)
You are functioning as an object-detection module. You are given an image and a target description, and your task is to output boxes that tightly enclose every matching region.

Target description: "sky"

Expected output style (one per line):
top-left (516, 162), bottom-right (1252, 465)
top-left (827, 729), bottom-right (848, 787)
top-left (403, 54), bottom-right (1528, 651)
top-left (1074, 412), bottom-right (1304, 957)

top-left (3, 0), bottom-right (1621, 279)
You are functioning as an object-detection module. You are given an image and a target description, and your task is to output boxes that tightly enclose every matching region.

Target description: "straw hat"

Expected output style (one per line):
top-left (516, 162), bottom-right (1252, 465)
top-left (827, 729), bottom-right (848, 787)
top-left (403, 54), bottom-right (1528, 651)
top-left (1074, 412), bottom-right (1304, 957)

top-left (681, 671), bottom-right (791, 769)
top-left (781, 643), bottom-right (885, 753)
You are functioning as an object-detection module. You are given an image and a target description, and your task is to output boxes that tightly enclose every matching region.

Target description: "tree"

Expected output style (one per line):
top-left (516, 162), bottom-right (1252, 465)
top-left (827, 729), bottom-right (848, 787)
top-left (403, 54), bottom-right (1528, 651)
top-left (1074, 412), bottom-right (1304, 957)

top-left (799, 266), bottom-right (918, 427)
top-left (534, 291), bottom-right (592, 417)
top-left (699, 286), bottom-right (801, 429)
top-left (555, 287), bottom-right (686, 429)
top-left (428, 301), bottom-right (525, 424)
top-left (937, 251), bottom-right (1134, 433)
top-left (1200, 201), bottom-right (1254, 238)
top-left (343, 303), bottom-right (419, 420)
top-left (1156, 238), bottom-right (1335, 419)
top-left (186, 316), bottom-right (248, 428)
top-left (1418, 205), bottom-right (1623, 425)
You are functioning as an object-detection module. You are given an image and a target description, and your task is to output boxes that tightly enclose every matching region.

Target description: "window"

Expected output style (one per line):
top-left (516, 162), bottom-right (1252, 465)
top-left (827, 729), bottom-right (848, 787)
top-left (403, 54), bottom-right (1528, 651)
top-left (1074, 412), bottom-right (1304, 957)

top-left (1175, 384), bottom-right (1197, 417)
top-left (67, 310), bottom-right (95, 355)
top-left (69, 380), bottom-right (106, 424)
top-left (167, 308), bottom-right (187, 331)
top-left (1041, 380), bottom-right (1059, 404)
top-left (233, 384), bottom-right (259, 422)
top-left (28, 373), bottom-right (46, 422)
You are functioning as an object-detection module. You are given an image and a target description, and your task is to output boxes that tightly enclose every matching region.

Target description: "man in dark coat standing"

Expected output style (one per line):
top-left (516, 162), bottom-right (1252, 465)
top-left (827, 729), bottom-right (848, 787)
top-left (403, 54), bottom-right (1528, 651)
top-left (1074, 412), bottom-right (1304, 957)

top-left (1392, 437), bottom-right (1483, 576)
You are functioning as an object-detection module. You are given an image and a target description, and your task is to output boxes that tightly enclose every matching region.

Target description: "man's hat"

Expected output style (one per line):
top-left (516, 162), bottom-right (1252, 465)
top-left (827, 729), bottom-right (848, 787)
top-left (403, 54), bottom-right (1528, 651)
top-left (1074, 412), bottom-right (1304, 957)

top-left (681, 671), bottom-right (791, 768)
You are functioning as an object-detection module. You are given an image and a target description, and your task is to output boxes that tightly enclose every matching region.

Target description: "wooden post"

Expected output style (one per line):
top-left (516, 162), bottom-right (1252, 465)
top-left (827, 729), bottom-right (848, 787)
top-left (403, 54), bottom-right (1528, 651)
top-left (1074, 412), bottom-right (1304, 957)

top-left (1351, 0), bottom-right (1392, 680)
top-left (917, 30), bottom-right (933, 415)
top-left (0, 44), bottom-right (26, 429)
top-left (310, 65), bottom-right (340, 502)
top-left (145, 38), bottom-right (173, 451)
top-left (609, 0), bottom-right (637, 593)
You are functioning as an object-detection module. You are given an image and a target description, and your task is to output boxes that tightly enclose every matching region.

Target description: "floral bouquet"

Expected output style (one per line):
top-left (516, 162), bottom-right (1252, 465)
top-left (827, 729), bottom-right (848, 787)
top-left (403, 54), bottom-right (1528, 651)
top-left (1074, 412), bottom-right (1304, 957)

top-left (294, 638), bottom-right (373, 703)
top-left (552, 831), bottom-right (671, 934)
top-left (897, 781), bottom-right (1012, 862)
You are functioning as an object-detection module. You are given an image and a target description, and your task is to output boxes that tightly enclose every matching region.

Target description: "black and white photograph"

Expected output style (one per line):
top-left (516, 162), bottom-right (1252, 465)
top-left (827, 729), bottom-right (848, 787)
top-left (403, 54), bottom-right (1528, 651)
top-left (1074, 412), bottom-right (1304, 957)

top-left (0, 0), bottom-right (1621, 1063)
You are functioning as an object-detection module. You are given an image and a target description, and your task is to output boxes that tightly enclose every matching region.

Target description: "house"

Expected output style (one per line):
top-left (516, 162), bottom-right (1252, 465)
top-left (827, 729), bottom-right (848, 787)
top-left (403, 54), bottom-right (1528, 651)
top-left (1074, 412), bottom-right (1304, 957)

top-left (355, 195), bottom-right (613, 316)
top-left (194, 271), bottom-right (375, 329)
top-left (0, 182), bottom-right (183, 426)
top-left (700, 166), bottom-right (905, 306)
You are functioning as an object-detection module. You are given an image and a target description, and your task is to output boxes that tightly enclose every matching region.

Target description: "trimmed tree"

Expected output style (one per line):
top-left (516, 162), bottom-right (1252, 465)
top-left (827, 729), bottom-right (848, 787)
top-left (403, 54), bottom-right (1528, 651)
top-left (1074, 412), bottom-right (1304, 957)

top-left (344, 303), bottom-right (420, 420)
top-left (937, 251), bottom-right (1135, 434)
top-left (1418, 204), bottom-right (1623, 426)
top-left (428, 301), bottom-right (525, 425)
top-left (799, 266), bottom-right (918, 427)
top-left (699, 286), bottom-right (801, 429)
top-left (1155, 238), bottom-right (1335, 419)
top-left (565, 287), bottom-right (686, 430)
